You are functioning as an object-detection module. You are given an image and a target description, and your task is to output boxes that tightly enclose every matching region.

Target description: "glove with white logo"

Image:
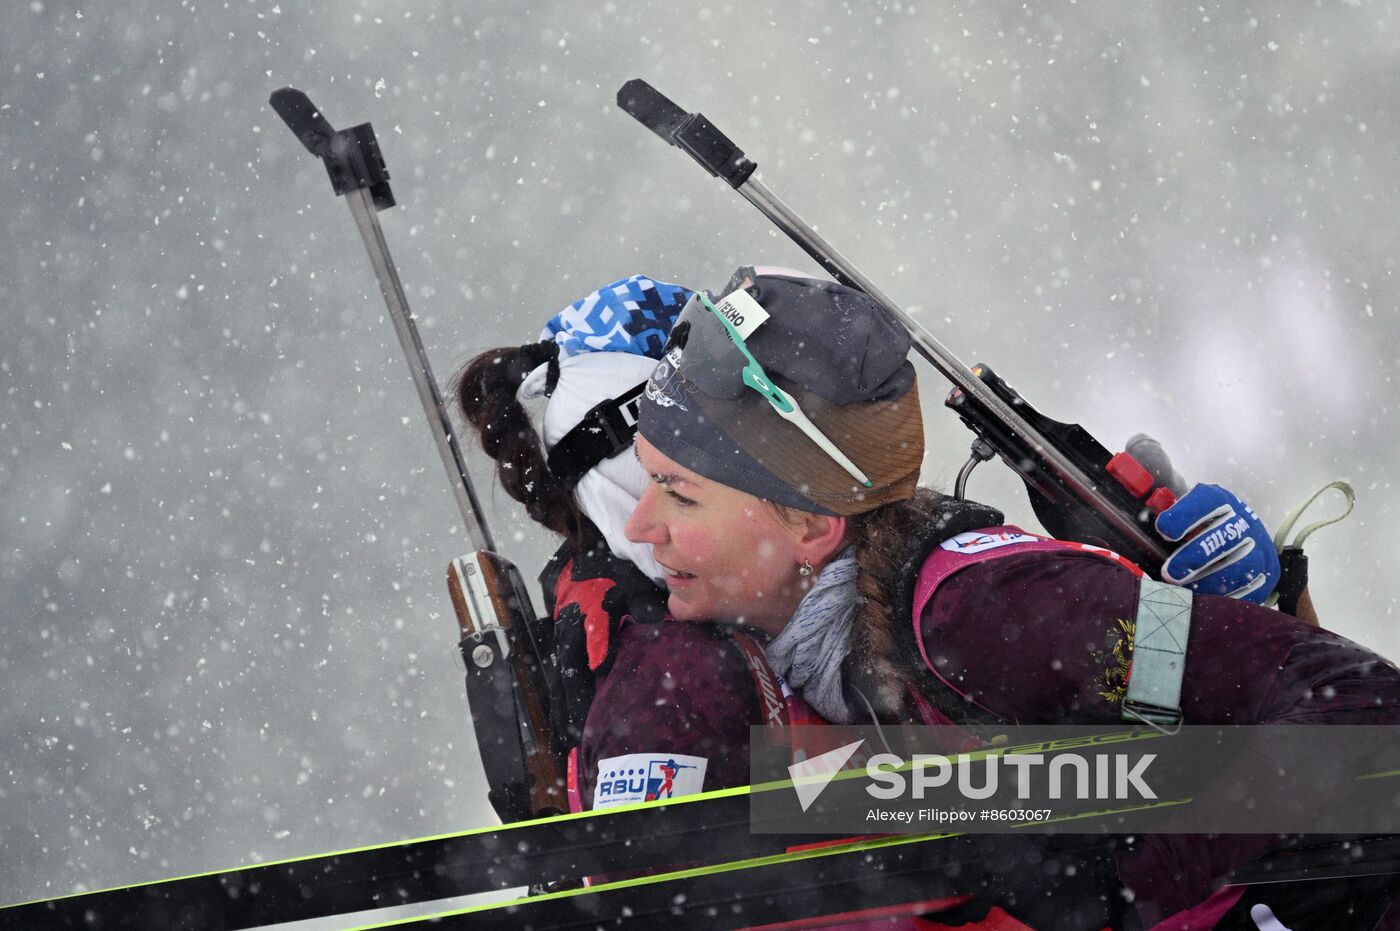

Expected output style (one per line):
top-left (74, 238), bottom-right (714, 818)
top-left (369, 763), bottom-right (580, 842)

top-left (1155, 483), bottom-right (1281, 603)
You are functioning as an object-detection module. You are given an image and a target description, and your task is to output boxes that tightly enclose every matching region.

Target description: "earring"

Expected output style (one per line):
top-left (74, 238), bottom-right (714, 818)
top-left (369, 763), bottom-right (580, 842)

top-left (798, 559), bottom-right (814, 577)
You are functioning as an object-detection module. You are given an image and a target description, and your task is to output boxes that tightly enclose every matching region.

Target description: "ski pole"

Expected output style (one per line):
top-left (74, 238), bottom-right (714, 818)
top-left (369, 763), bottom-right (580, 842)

top-left (616, 79), bottom-right (1177, 576)
top-left (269, 88), bottom-right (565, 820)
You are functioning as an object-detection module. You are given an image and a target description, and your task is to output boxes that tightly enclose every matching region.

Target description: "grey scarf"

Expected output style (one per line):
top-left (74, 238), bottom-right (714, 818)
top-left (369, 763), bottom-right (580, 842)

top-left (763, 548), bottom-right (859, 723)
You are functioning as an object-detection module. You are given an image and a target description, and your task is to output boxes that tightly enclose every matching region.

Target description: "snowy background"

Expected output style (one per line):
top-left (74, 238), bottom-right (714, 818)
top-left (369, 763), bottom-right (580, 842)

top-left (4, 0), bottom-right (1398, 920)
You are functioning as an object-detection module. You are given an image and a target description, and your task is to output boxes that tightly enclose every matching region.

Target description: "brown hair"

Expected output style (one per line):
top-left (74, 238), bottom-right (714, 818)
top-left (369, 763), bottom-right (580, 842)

top-left (842, 488), bottom-right (952, 720)
top-left (452, 344), bottom-right (585, 545)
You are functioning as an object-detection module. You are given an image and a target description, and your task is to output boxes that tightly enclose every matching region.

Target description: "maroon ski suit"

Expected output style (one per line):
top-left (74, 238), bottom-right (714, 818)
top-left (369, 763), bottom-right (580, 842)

top-left (906, 527), bottom-right (1400, 928)
top-left (567, 499), bottom-right (1400, 928)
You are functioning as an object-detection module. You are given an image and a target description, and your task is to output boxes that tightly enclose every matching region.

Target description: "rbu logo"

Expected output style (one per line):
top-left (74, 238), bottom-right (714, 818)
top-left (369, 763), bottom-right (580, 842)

top-left (644, 758), bottom-right (697, 801)
top-left (593, 753), bottom-right (708, 810)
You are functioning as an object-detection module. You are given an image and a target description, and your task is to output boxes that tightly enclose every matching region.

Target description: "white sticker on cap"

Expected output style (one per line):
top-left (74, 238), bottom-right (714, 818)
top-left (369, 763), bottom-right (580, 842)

top-left (593, 753), bottom-right (708, 809)
top-left (714, 289), bottom-right (770, 340)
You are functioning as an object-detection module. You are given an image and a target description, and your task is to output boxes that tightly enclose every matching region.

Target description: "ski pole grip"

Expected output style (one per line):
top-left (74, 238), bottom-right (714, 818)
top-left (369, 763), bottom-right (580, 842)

top-left (269, 86), bottom-right (396, 210)
top-left (617, 79), bottom-right (756, 188)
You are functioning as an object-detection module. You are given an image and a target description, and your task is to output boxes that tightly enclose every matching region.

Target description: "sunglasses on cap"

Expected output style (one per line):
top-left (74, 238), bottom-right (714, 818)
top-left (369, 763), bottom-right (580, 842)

top-left (673, 287), bottom-right (873, 489)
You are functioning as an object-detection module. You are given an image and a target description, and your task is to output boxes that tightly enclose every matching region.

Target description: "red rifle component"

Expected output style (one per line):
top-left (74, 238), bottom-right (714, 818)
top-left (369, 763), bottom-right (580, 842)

top-left (1145, 486), bottom-right (1179, 515)
top-left (1106, 451), bottom-right (1154, 498)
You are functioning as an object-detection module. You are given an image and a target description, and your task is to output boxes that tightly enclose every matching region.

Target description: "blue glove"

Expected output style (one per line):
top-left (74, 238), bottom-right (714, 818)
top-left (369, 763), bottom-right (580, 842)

top-left (1155, 483), bottom-right (1281, 604)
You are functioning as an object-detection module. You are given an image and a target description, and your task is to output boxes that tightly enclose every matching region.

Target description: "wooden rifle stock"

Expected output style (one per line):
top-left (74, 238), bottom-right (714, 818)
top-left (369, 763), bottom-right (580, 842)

top-left (447, 550), bottom-right (567, 820)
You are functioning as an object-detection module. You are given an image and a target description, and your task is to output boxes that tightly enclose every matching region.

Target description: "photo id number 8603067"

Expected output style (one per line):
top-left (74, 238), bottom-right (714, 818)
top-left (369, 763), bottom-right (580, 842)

top-left (912, 808), bottom-right (1053, 825)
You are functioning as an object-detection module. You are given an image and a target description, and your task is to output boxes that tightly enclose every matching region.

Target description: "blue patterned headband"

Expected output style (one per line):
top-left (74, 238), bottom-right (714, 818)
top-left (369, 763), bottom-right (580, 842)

top-left (539, 274), bottom-right (692, 361)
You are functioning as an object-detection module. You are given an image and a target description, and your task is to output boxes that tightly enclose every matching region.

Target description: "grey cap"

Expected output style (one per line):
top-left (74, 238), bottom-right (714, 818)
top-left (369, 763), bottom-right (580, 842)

top-left (639, 270), bottom-right (924, 516)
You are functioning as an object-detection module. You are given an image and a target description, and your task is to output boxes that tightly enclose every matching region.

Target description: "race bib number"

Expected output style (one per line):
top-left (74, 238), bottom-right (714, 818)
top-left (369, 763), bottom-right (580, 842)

top-left (593, 753), bottom-right (708, 809)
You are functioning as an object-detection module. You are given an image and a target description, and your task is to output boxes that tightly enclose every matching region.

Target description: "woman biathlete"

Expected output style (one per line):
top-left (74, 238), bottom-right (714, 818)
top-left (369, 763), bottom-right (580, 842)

top-left (612, 267), bottom-right (1400, 929)
top-left (457, 268), bottom-right (1400, 928)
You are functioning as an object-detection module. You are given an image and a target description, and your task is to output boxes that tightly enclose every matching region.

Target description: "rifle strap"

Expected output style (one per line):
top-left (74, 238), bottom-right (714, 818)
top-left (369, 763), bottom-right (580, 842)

top-left (545, 382), bottom-right (646, 488)
top-left (1268, 480), bottom-right (1354, 616)
top-left (729, 630), bottom-right (789, 730)
top-left (1121, 578), bottom-right (1193, 735)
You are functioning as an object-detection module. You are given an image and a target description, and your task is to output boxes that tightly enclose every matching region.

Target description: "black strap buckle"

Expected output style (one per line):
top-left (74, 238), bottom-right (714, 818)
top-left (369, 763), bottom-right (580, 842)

top-left (546, 382), bottom-right (646, 488)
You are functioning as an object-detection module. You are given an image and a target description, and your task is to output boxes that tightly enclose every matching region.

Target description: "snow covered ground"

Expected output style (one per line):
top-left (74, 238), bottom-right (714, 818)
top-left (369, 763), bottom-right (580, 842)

top-left (3, 1), bottom-right (1398, 920)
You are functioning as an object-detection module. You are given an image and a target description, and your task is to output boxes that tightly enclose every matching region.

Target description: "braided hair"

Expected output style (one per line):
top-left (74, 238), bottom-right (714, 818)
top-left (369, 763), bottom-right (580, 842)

top-left (452, 342), bottom-right (585, 545)
top-left (842, 488), bottom-right (971, 720)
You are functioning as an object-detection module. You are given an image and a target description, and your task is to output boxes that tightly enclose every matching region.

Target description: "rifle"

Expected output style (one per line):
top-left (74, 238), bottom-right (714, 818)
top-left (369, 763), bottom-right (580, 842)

top-left (615, 79), bottom-right (1192, 581)
top-left (268, 88), bottom-right (565, 821)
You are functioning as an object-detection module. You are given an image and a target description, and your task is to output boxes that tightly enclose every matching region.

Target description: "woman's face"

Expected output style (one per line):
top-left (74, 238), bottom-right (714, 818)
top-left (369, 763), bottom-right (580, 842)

top-left (625, 435), bottom-right (820, 635)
